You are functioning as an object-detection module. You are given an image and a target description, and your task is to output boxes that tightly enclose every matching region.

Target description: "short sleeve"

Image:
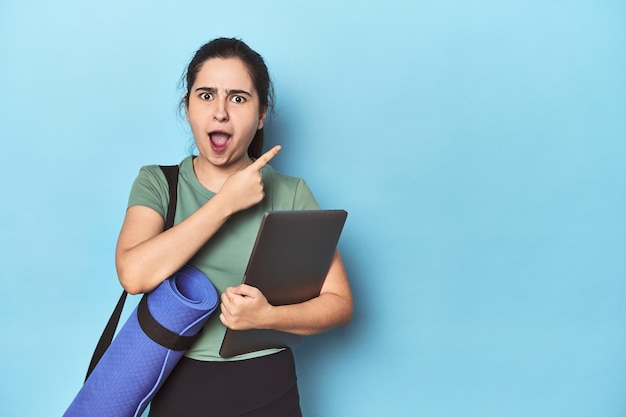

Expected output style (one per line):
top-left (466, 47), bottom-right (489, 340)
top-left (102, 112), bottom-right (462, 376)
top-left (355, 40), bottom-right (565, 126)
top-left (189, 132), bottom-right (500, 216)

top-left (127, 165), bottom-right (170, 219)
top-left (264, 165), bottom-right (321, 211)
top-left (293, 179), bottom-right (321, 210)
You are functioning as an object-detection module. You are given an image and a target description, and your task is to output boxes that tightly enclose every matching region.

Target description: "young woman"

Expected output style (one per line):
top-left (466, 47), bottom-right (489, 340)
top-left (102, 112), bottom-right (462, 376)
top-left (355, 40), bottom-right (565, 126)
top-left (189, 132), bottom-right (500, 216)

top-left (115, 38), bottom-right (353, 417)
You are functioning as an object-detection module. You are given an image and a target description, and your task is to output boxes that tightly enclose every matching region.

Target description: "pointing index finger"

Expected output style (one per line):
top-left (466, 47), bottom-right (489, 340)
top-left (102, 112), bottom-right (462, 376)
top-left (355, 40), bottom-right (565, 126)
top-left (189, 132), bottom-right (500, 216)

top-left (250, 145), bottom-right (281, 171)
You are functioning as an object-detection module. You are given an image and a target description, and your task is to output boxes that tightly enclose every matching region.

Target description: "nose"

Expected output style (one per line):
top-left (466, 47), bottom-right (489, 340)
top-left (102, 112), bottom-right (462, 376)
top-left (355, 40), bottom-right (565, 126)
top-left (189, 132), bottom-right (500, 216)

top-left (213, 99), bottom-right (229, 122)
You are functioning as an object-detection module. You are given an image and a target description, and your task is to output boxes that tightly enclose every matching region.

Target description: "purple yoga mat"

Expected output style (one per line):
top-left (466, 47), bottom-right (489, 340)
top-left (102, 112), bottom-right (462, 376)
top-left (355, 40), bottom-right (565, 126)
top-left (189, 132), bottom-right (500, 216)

top-left (64, 264), bottom-right (218, 417)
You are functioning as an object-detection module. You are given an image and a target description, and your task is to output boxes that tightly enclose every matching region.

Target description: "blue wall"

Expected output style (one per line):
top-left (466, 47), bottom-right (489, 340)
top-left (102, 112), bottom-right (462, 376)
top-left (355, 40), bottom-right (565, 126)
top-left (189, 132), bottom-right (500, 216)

top-left (1, 1), bottom-right (625, 416)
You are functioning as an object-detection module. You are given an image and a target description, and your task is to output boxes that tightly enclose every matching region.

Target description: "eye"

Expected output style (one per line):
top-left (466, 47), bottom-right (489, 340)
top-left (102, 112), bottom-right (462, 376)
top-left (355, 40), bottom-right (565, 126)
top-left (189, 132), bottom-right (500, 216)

top-left (199, 92), bottom-right (212, 101)
top-left (231, 95), bottom-right (246, 104)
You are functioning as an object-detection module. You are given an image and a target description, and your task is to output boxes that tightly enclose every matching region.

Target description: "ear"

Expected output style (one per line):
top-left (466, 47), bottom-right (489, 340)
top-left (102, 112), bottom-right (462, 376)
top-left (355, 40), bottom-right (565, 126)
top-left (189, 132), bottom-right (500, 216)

top-left (257, 107), bottom-right (267, 130)
top-left (184, 94), bottom-right (190, 122)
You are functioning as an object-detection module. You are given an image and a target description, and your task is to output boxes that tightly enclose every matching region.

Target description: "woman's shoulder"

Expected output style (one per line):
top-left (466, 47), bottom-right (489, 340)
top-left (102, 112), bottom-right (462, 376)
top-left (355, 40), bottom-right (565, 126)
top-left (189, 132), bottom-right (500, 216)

top-left (263, 165), bottom-right (319, 210)
top-left (127, 156), bottom-right (192, 209)
top-left (134, 156), bottom-right (192, 182)
top-left (263, 164), bottom-right (308, 193)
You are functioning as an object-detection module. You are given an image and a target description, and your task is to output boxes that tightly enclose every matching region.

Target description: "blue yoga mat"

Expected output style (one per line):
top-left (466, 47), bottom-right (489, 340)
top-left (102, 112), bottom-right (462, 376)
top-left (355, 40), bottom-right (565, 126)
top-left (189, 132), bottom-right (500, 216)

top-left (64, 265), bottom-right (218, 417)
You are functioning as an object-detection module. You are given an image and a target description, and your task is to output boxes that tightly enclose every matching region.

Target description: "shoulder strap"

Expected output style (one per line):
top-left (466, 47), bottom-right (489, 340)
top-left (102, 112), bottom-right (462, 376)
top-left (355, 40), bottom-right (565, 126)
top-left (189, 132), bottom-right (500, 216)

top-left (160, 165), bottom-right (179, 230)
top-left (85, 164), bottom-right (179, 381)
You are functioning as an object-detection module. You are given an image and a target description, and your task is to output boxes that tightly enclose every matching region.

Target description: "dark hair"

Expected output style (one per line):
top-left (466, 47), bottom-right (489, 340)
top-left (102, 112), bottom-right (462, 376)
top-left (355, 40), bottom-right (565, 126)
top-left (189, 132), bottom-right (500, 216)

top-left (182, 38), bottom-right (274, 158)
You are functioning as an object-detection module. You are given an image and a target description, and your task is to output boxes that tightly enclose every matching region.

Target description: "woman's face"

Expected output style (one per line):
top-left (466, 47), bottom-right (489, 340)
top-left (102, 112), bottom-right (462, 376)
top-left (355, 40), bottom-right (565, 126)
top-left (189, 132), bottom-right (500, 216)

top-left (186, 57), bottom-right (265, 171)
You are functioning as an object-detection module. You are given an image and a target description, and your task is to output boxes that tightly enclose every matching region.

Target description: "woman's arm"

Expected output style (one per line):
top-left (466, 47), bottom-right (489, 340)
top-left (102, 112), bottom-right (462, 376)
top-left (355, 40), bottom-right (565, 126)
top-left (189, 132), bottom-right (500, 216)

top-left (219, 250), bottom-right (353, 335)
top-left (115, 199), bottom-right (232, 294)
top-left (116, 147), bottom-right (281, 294)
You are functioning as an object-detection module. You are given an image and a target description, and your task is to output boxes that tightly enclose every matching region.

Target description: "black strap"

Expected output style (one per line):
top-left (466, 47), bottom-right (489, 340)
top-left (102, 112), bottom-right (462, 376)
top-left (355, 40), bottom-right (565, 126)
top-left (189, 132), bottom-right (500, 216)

top-left (85, 165), bottom-right (179, 381)
top-left (136, 295), bottom-right (198, 350)
top-left (161, 165), bottom-right (179, 230)
top-left (84, 290), bottom-right (128, 381)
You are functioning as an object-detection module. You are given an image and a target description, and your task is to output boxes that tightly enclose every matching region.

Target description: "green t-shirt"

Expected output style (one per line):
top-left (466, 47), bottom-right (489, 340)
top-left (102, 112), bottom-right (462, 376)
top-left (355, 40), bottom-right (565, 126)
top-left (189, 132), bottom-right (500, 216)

top-left (127, 155), bottom-right (320, 361)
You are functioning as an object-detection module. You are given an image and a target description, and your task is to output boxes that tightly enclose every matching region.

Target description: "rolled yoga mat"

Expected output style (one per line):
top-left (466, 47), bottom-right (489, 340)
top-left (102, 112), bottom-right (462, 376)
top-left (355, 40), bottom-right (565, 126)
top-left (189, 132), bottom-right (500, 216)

top-left (64, 264), bottom-right (219, 417)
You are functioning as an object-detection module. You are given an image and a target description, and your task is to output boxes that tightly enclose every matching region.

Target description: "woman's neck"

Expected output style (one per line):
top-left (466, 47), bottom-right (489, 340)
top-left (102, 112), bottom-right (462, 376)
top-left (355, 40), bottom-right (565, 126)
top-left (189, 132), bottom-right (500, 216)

top-left (192, 154), bottom-right (253, 193)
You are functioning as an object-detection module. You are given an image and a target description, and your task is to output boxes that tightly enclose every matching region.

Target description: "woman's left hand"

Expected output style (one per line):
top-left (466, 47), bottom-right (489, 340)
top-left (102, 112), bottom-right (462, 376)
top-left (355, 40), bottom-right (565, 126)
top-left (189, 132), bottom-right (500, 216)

top-left (219, 284), bottom-right (273, 330)
top-left (219, 251), bottom-right (352, 336)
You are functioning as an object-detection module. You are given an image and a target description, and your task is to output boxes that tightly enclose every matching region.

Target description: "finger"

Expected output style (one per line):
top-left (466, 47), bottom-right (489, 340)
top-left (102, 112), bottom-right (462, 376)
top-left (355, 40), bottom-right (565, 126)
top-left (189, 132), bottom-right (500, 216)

top-left (226, 286), bottom-right (245, 298)
top-left (249, 145), bottom-right (281, 171)
top-left (221, 299), bottom-right (237, 315)
top-left (232, 284), bottom-right (258, 297)
top-left (221, 291), bottom-right (232, 305)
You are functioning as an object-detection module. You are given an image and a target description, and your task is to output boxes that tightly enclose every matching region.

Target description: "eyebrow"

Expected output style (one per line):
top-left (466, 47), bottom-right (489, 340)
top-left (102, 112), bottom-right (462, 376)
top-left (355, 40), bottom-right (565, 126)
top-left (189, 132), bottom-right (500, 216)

top-left (194, 87), bottom-right (253, 97)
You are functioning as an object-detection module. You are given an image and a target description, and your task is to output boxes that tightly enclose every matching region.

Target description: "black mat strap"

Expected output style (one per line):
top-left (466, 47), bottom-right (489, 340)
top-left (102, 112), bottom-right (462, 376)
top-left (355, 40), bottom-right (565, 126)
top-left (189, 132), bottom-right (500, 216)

top-left (85, 164), bottom-right (179, 382)
top-left (85, 290), bottom-right (127, 381)
top-left (136, 295), bottom-right (198, 351)
top-left (161, 165), bottom-right (179, 230)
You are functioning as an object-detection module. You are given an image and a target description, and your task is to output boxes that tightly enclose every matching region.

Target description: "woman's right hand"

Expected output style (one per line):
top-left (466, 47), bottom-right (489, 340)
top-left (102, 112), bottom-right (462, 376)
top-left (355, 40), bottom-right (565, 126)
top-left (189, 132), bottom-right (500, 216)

top-left (216, 145), bottom-right (281, 214)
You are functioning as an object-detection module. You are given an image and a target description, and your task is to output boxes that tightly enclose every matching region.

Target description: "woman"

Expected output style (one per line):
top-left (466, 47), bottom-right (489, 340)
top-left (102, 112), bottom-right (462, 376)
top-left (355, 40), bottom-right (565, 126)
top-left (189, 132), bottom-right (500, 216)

top-left (115, 37), bottom-right (353, 417)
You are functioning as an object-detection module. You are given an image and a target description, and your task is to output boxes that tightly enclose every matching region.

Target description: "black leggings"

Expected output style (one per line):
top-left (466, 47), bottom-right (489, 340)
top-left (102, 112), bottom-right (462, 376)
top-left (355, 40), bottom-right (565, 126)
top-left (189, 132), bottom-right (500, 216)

top-left (148, 349), bottom-right (302, 417)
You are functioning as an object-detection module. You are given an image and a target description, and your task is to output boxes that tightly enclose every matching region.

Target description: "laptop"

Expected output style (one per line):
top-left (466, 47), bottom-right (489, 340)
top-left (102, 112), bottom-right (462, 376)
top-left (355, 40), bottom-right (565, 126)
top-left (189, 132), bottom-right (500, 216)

top-left (219, 209), bottom-right (348, 357)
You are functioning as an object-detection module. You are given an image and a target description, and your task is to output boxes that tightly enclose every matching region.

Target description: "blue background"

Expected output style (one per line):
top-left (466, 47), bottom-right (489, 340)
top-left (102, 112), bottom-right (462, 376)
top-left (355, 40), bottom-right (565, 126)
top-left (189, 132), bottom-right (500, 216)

top-left (1, 1), bottom-right (625, 416)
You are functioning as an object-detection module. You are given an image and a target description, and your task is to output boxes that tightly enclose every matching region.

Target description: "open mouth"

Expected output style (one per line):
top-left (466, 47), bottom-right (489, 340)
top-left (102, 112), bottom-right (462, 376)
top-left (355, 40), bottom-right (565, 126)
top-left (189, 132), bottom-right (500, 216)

top-left (209, 132), bottom-right (231, 152)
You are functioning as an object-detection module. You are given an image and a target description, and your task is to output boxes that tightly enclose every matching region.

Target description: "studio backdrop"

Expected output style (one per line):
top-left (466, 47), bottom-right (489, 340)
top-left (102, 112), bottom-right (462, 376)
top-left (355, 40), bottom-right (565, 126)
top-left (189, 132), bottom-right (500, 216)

top-left (0, 1), bottom-right (625, 416)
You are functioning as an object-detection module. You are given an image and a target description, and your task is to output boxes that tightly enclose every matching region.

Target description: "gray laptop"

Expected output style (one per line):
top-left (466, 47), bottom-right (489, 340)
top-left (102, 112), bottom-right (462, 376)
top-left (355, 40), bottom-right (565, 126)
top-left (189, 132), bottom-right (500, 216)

top-left (219, 209), bottom-right (348, 357)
